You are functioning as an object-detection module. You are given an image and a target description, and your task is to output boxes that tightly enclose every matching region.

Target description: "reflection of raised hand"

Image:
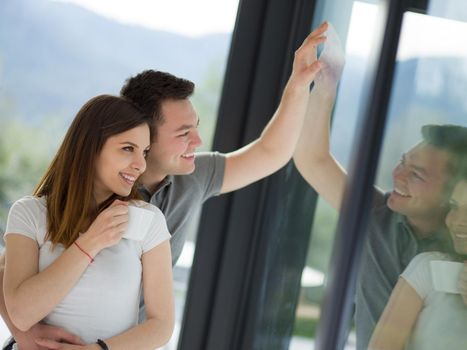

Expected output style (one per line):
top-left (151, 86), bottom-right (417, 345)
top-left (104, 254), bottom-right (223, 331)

top-left (459, 261), bottom-right (467, 306)
top-left (219, 22), bottom-right (328, 194)
top-left (315, 22), bottom-right (345, 92)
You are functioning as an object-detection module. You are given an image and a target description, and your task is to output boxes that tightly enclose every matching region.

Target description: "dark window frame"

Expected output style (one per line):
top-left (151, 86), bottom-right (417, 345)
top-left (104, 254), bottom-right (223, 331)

top-left (179, 0), bottom-right (431, 349)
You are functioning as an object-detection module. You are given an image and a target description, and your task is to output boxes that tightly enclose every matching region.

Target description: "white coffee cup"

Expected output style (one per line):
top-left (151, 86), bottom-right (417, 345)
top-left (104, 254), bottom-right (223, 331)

top-left (122, 206), bottom-right (155, 241)
top-left (430, 260), bottom-right (464, 294)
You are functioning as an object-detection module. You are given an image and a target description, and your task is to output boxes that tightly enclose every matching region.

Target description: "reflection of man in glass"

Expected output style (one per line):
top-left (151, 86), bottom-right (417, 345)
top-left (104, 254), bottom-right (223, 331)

top-left (293, 78), bottom-right (467, 349)
top-left (369, 166), bottom-right (467, 350)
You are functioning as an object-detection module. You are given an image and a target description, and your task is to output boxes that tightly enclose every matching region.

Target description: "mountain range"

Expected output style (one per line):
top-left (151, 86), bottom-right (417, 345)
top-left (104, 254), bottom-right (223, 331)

top-left (0, 0), bottom-right (230, 124)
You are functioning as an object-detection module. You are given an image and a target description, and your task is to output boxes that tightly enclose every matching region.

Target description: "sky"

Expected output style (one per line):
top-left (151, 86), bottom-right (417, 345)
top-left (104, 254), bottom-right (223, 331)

top-left (346, 2), bottom-right (467, 60)
top-left (54, 0), bottom-right (240, 37)
top-left (56, 0), bottom-right (467, 60)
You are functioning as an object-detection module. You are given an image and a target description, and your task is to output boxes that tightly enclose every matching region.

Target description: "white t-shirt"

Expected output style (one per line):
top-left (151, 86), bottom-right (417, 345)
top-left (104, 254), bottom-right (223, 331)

top-left (5, 196), bottom-right (170, 344)
top-left (401, 251), bottom-right (467, 350)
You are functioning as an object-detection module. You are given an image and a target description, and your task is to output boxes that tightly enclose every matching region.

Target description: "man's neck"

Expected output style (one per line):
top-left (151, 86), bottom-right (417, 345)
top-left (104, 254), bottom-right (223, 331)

top-left (140, 168), bottom-right (167, 195)
top-left (406, 214), bottom-right (446, 238)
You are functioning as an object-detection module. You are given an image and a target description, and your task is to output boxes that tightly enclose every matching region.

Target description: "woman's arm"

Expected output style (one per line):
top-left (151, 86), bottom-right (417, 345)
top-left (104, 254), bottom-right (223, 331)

top-left (368, 278), bottom-right (423, 350)
top-left (4, 235), bottom-right (93, 331)
top-left (3, 201), bottom-right (129, 331)
top-left (101, 241), bottom-right (174, 350)
top-left (0, 253), bottom-right (84, 348)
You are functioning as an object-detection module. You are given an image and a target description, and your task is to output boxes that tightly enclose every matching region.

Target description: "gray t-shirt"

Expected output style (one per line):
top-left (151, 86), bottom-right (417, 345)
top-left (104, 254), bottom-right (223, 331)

top-left (137, 152), bottom-right (225, 322)
top-left (138, 151), bottom-right (225, 265)
top-left (355, 192), bottom-right (453, 350)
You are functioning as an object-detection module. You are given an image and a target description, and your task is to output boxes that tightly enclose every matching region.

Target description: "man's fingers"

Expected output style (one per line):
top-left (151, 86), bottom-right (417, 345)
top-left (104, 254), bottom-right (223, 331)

top-left (35, 338), bottom-right (63, 349)
top-left (298, 35), bottom-right (326, 56)
top-left (300, 21), bottom-right (328, 48)
top-left (46, 326), bottom-right (85, 345)
top-left (309, 21), bottom-right (328, 37)
top-left (306, 60), bottom-right (324, 77)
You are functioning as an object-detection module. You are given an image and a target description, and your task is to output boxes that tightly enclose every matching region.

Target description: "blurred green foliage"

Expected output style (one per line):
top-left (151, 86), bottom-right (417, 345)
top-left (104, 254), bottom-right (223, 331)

top-left (0, 117), bottom-right (64, 234)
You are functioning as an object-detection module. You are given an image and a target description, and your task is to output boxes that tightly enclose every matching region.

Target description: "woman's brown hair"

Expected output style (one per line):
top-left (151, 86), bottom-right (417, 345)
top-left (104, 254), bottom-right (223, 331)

top-left (34, 95), bottom-right (152, 248)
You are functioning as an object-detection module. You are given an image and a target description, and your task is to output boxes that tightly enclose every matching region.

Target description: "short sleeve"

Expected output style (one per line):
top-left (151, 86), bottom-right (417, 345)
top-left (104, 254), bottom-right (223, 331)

top-left (5, 196), bottom-right (40, 242)
top-left (193, 152), bottom-right (225, 199)
top-left (140, 204), bottom-right (171, 253)
top-left (400, 252), bottom-right (444, 300)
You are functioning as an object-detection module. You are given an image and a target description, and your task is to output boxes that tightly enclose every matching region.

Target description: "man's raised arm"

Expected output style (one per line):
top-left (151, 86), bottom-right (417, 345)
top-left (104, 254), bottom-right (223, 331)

top-left (293, 23), bottom-right (347, 210)
top-left (220, 22), bottom-right (328, 194)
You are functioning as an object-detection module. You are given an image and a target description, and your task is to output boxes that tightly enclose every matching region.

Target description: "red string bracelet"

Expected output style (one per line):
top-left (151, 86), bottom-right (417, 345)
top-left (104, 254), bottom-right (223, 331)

top-left (73, 241), bottom-right (94, 263)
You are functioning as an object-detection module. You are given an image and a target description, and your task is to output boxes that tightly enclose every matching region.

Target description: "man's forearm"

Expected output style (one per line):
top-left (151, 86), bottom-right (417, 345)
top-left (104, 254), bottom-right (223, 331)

top-left (293, 84), bottom-right (346, 210)
top-left (257, 80), bottom-right (312, 166)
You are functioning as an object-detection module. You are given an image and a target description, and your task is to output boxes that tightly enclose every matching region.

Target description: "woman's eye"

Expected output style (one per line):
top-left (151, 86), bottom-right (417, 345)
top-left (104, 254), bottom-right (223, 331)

top-left (143, 150), bottom-right (149, 158)
top-left (411, 172), bottom-right (424, 181)
top-left (123, 146), bottom-right (134, 152)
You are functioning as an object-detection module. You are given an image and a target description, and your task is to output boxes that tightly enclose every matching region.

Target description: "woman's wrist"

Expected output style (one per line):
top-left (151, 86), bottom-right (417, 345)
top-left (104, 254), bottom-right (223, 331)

top-left (75, 233), bottom-right (101, 258)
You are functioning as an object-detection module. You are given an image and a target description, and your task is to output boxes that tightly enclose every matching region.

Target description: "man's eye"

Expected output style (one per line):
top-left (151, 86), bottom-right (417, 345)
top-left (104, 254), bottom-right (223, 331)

top-left (412, 172), bottom-right (424, 181)
top-left (449, 201), bottom-right (459, 211)
top-left (179, 131), bottom-right (189, 137)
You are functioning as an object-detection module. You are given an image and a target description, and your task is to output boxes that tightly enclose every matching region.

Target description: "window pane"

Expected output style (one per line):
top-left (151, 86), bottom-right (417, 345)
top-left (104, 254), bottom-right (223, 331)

top-left (0, 0), bottom-right (239, 347)
top-left (360, 2), bottom-right (467, 350)
top-left (291, 1), bottom-right (382, 349)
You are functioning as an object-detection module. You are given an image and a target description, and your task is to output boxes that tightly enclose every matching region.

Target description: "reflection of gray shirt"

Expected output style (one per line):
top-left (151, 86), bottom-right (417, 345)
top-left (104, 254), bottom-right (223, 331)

top-left (139, 152), bottom-right (225, 265)
top-left (355, 192), bottom-right (452, 350)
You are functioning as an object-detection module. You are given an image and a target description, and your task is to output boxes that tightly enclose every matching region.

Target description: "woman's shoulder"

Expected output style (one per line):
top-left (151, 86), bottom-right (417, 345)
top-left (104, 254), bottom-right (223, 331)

top-left (403, 252), bottom-right (450, 277)
top-left (11, 195), bottom-right (47, 214)
top-left (411, 251), bottom-right (450, 265)
top-left (129, 200), bottom-right (163, 216)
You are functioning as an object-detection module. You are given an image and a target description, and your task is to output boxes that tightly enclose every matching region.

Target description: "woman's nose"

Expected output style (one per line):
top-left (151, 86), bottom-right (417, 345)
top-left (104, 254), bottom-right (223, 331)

top-left (132, 154), bottom-right (147, 173)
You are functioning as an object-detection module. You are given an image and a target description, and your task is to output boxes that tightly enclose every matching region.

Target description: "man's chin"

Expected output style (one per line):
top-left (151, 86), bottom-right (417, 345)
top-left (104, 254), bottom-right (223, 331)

top-left (173, 165), bottom-right (196, 175)
top-left (387, 195), bottom-right (406, 214)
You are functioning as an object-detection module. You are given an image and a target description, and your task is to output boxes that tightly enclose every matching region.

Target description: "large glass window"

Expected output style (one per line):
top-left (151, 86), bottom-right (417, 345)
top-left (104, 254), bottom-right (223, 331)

top-left (360, 2), bottom-right (467, 350)
top-left (291, 1), bottom-right (381, 348)
top-left (293, 0), bottom-right (467, 349)
top-left (0, 0), bottom-right (239, 347)
top-left (292, 0), bottom-right (467, 349)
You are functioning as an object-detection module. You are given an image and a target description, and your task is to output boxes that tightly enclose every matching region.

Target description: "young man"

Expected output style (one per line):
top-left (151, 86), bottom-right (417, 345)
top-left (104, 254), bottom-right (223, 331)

top-left (0, 23), bottom-right (330, 349)
top-left (293, 76), bottom-right (467, 349)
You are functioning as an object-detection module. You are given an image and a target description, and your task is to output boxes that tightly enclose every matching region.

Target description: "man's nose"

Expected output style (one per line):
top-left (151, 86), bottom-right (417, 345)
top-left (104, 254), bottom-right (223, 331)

top-left (393, 164), bottom-right (408, 181)
top-left (191, 130), bottom-right (203, 148)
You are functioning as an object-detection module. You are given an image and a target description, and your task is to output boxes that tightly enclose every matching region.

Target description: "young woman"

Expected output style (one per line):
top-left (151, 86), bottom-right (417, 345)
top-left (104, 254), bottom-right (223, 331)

top-left (3, 95), bottom-right (174, 350)
top-left (368, 169), bottom-right (467, 350)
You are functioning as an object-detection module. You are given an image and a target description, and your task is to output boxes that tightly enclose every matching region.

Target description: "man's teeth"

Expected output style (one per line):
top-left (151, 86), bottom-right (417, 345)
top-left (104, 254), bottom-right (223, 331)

top-left (181, 153), bottom-right (194, 158)
top-left (394, 188), bottom-right (409, 197)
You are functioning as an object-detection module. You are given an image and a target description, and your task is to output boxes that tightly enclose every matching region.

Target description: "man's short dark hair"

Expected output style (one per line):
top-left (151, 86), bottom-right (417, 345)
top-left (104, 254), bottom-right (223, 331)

top-left (421, 124), bottom-right (467, 177)
top-left (120, 70), bottom-right (195, 127)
